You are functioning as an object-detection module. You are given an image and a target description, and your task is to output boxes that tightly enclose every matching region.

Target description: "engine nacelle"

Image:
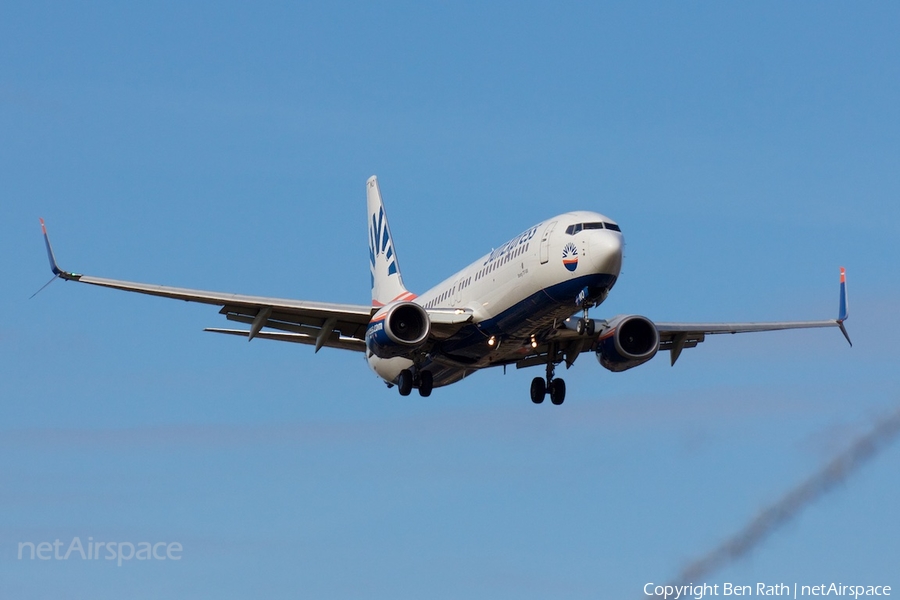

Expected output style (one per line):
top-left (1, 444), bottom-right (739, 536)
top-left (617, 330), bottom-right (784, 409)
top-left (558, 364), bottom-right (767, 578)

top-left (595, 315), bottom-right (659, 372)
top-left (366, 301), bottom-right (431, 359)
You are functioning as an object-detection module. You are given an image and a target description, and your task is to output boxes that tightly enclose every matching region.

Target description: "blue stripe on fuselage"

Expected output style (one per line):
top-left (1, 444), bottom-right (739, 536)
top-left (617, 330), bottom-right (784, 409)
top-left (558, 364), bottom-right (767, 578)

top-left (436, 272), bottom-right (617, 358)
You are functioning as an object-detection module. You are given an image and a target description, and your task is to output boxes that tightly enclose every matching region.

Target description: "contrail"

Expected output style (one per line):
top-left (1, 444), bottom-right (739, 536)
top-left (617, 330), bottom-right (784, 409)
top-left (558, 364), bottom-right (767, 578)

top-left (673, 407), bottom-right (900, 584)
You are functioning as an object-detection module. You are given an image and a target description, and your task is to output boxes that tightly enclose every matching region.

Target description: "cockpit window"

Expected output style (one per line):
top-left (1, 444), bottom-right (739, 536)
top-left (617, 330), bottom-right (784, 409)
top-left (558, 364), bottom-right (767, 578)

top-left (565, 221), bottom-right (621, 235)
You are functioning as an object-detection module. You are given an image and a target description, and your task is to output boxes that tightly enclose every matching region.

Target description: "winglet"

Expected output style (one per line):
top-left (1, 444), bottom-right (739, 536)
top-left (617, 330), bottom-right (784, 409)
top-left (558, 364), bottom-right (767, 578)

top-left (837, 267), bottom-right (851, 346)
top-left (39, 219), bottom-right (80, 281)
top-left (838, 267), bottom-right (848, 322)
top-left (40, 218), bottom-right (62, 276)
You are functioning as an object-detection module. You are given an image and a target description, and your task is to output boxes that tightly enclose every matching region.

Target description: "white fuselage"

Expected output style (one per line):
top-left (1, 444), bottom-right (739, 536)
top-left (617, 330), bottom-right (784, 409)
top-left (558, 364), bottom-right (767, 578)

top-left (367, 211), bottom-right (624, 387)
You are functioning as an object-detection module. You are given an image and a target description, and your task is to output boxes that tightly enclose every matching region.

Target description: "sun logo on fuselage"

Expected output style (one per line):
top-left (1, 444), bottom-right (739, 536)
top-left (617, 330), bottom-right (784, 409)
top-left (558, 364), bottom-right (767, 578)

top-left (562, 242), bottom-right (578, 272)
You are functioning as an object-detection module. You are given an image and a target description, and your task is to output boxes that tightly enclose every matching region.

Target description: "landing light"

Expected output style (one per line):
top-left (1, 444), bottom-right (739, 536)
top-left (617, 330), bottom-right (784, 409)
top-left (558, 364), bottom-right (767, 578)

top-left (488, 336), bottom-right (497, 347)
top-left (530, 336), bottom-right (538, 348)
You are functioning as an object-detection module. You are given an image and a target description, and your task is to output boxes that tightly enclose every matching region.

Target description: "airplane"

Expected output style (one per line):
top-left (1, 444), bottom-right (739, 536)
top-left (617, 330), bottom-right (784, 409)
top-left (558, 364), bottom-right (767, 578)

top-left (39, 175), bottom-right (851, 405)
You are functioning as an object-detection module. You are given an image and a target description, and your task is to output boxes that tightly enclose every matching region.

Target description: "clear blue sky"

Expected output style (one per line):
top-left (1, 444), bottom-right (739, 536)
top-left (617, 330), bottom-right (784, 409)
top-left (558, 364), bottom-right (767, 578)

top-left (2, 2), bottom-right (898, 598)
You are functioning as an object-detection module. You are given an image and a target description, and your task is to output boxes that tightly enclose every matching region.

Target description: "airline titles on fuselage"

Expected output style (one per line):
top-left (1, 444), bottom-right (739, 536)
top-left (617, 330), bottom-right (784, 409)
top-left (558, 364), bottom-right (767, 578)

top-left (423, 225), bottom-right (540, 309)
top-left (485, 226), bottom-right (539, 266)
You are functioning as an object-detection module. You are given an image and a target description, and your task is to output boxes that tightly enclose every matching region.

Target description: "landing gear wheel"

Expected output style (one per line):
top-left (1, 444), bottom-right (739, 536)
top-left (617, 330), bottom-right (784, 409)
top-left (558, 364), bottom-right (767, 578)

top-left (530, 377), bottom-right (546, 404)
top-left (397, 369), bottom-right (413, 396)
top-left (549, 378), bottom-right (566, 405)
top-left (576, 318), bottom-right (595, 336)
top-left (418, 371), bottom-right (433, 397)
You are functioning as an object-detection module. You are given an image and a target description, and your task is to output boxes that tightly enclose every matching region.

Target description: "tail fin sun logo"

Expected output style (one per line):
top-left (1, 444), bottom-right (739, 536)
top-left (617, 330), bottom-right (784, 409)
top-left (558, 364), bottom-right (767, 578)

top-left (562, 242), bottom-right (578, 272)
top-left (369, 206), bottom-right (397, 278)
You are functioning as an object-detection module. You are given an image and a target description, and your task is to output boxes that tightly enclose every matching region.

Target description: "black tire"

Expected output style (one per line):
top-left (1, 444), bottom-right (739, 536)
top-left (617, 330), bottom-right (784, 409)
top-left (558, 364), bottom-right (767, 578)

top-left (585, 319), bottom-right (595, 337)
top-left (398, 369), bottom-right (413, 396)
top-left (530, 377), bottom-right (546, 404)
top-left (576, 318), bottom-right (586, 335)
top-left (550, 378), bottom-right (566, 405)
top-left (418, 370), bottom-right (433, 397)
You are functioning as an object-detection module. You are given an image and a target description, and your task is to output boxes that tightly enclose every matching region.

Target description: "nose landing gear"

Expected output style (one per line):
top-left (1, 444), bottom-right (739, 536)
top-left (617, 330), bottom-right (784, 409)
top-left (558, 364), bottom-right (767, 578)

top-left (575, 287), bottom-right (596, 337)
top-left (575, 318), bottom-right (595, 336)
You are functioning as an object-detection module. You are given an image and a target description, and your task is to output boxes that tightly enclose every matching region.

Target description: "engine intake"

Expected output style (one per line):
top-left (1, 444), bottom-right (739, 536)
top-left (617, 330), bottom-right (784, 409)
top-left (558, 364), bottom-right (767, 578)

top-left (366, 301), bottom-right (431, 358)
top-left (596, 315), bottom-right (659, 372)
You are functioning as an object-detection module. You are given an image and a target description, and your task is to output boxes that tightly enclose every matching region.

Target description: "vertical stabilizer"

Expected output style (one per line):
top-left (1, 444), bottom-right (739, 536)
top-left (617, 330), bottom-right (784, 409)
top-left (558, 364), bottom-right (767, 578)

top-left (367, 176), bottom-right (414, 307)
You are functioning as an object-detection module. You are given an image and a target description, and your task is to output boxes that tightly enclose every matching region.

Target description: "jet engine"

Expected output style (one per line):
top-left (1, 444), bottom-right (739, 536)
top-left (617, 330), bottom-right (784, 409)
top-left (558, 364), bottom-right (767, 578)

top-left (595, 315), bottom-right (659, 372)
top-left (366, 301), bottom-right (431, 359)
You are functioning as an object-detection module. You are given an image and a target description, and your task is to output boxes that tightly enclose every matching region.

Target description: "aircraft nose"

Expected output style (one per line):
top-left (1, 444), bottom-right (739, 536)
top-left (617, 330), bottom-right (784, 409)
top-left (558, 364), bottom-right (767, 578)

top-left (589, 231), bottom-right (623, 275)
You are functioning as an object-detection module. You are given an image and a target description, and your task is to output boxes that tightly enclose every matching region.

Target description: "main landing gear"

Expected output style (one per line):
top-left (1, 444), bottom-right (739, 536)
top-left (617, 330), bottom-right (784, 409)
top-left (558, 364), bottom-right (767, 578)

top-left (397, 369), bottom-right (433, 397)
top-left (530, 363), bottom-right (566, 405)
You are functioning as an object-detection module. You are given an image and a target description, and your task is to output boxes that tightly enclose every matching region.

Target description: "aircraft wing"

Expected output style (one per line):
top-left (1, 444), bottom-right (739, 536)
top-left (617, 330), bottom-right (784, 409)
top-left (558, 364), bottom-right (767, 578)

top-left (40, 219), bottom-right (372, 353)
top-left (654, 318), bottom-right (849, 366)
top-left (655, 267), bottom-right (851, 364)
top-left (515, 268), bottom-right (850, 369)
